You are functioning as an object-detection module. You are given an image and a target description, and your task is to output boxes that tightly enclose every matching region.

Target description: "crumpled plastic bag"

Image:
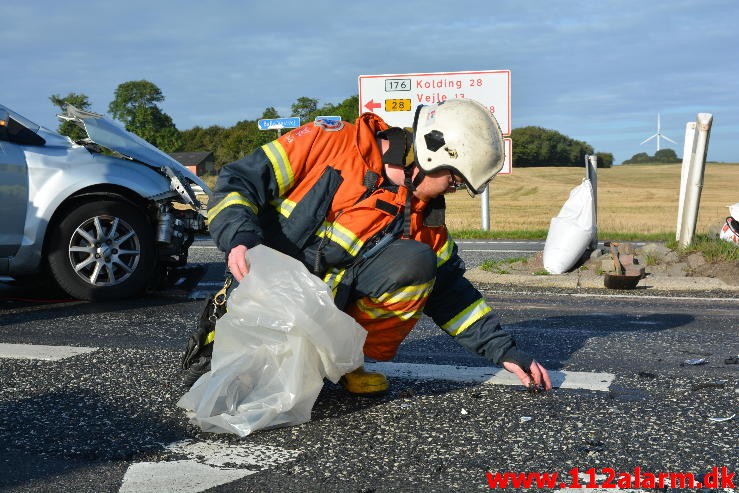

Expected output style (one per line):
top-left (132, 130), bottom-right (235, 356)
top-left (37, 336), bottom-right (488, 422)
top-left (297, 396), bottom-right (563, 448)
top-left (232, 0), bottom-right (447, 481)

top-left (177, 245), bottom-right (367, 437)
top-left (543, 179), bottom-right (596, 274)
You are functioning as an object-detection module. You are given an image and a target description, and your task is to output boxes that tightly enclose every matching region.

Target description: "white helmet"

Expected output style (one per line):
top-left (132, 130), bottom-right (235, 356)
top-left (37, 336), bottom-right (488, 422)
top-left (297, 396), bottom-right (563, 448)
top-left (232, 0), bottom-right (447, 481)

top-left (412, 98), bottom-right (505, 196)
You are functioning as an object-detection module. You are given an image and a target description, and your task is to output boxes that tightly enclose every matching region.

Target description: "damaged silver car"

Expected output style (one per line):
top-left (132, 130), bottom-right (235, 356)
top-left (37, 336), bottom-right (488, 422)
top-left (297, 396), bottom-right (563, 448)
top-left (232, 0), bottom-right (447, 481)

top-left (0, 103), bottom-right (211, 300)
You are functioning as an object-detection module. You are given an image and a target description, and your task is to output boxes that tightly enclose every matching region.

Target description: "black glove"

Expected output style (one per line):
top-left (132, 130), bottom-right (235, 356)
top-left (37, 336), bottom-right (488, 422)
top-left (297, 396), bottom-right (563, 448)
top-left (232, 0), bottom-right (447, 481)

top-left (497, 347), bottom-right (534, 372)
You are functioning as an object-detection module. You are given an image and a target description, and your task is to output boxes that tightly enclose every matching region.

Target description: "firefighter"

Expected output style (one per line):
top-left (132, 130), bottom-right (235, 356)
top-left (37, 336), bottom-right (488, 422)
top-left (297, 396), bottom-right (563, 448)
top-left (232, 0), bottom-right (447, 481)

top-left (183, 98), bottom-right (551, 394)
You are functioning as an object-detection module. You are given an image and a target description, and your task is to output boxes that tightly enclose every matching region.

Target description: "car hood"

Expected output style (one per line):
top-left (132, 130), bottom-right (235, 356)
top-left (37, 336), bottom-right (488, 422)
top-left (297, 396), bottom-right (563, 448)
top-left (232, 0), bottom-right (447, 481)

top-left (60, 106), bottom-right (212, 207)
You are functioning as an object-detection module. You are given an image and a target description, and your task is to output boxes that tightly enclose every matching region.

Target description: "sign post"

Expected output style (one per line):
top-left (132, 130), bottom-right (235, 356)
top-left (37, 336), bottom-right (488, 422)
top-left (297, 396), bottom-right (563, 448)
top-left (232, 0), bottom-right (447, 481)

top-left (359, 70), bottom-right (512, 230)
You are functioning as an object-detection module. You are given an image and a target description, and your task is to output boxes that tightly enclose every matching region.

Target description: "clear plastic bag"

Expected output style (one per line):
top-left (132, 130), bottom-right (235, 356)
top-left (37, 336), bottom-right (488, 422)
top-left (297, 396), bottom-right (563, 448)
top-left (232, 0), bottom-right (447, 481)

top-left (177, 245), bottom-right (366, 436)
top-left (543, 179), bottom-right (596, 274)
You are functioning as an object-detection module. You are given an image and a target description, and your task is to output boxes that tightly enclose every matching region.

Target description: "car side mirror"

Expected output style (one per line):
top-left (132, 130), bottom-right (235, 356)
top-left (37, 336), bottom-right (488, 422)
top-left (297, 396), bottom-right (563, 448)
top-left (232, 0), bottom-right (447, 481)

top-left (0, 111), bottom-right (46, 146)
top-left (0, 109), bottom-right (9, 141)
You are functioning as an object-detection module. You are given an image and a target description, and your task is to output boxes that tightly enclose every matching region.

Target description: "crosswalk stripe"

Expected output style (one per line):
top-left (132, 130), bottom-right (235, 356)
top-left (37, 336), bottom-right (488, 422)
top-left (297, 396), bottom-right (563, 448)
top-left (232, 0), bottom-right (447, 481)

top-left (364, 362), bottom-right (614, 391)
top-left (119, 439), bottom-right (300, 493)
top-left (0, 343), bottom-right (97, 361)
top-left (120, 461), bottom-right (249, 493)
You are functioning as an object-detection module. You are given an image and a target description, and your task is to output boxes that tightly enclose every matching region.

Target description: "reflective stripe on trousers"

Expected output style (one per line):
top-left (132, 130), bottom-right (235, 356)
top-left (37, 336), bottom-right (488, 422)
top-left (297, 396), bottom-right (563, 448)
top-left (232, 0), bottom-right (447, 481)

top-left (329, 239), bottom-right (437, 361)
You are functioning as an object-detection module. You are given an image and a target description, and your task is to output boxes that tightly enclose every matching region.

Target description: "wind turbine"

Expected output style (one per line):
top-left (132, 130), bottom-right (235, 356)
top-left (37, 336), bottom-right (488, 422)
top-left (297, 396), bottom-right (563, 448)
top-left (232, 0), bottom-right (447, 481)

top-left (640, 113), bottom-right (676, 151)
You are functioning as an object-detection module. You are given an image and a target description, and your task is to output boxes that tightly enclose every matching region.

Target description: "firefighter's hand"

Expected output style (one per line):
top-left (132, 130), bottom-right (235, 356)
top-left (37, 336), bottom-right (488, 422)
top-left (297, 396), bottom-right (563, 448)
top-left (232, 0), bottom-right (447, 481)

top-left (227, 245), bottom-right (250, 281)
top-left (503, 360), bottom-right (552, 392)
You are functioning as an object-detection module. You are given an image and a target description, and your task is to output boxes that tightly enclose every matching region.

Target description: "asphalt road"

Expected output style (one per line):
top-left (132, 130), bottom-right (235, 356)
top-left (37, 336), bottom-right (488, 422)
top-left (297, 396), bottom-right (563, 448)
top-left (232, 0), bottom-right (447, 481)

top-left (0, 240), bottom-right (737, 492)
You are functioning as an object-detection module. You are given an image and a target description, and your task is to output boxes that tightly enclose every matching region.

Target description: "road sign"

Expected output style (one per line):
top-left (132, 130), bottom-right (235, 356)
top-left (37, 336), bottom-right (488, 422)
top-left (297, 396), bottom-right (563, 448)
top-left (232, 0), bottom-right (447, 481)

top-left (257, 117), bottom-right (301, 131)
top-left (314, 115), bottom-right (342, 124)
top-left (358, 70), bottom-right (511, 136)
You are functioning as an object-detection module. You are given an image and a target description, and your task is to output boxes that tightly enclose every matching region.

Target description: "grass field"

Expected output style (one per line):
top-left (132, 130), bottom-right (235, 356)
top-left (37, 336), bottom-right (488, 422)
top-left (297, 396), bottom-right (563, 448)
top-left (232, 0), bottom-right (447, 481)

top-left (445, 163), bottom-right (739, 238)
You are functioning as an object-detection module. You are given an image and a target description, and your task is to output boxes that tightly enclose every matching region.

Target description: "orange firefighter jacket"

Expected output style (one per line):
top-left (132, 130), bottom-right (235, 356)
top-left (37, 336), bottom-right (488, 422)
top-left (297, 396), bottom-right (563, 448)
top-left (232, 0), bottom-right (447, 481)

top-left (208, 113), bottom-right (521, 366)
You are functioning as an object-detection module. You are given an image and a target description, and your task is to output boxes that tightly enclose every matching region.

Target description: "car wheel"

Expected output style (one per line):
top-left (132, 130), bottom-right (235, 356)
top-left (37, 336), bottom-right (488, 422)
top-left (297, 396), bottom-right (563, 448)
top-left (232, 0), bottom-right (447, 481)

top-left (47, 199), bottom-right (156, 301)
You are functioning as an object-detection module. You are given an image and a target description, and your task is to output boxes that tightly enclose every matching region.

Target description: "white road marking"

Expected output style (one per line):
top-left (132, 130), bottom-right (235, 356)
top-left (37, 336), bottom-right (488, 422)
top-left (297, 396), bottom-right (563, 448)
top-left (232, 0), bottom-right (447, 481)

top-left (460, 249), bottom-right (540, 253)
top-left (365, 362), bottom-right (614, 391)
top-left (119, 439), bottom-right (300, 493)
top-left (481, 288), bottom-right (739, 303)
top-left (457, 240), bottom-right (543, 245)
top-left (0, 343), bottom-right (97, 361)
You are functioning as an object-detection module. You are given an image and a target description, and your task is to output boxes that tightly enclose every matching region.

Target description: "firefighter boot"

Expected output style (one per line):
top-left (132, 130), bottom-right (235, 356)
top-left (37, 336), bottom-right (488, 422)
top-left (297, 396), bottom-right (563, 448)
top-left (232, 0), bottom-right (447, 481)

top-left (340, 366), bottom-right (389, 395)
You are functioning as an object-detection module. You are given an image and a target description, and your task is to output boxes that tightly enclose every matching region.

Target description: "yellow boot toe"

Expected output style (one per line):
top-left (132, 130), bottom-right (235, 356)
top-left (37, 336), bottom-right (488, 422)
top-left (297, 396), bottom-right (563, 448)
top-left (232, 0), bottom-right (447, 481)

top-left (340, 366), bottom-right (389, 395)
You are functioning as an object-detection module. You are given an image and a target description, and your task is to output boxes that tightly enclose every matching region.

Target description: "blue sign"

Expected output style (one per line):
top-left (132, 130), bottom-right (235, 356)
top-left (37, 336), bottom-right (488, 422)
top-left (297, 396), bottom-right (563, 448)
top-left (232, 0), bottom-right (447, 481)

top-left (314, 115), bottom-right (342, 125)
top-left (257, 117), bottom-right (301, 130)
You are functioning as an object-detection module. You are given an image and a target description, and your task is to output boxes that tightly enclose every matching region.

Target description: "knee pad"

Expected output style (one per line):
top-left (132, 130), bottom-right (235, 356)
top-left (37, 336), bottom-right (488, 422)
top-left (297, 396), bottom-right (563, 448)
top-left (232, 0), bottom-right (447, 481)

top-left (381, 240), bottom-right (437, 286)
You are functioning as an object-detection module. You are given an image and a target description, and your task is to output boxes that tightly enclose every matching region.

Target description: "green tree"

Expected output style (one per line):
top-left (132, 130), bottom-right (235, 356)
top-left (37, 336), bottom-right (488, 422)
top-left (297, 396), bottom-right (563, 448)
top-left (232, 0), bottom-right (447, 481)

top-left (596, 152), bottom-right (614, 168)
top-left (510, 126), bottom-right (594, 166)
top-left (290, 97), bottom-right (318, 122)
top-left (49, 92), bottom-right (91, 142)
top-left (317, 95), bottom-right (360, 122)
top-left (108, 80), bottom-right (181, 152)
top-left (623, 152), bottom-right (650, 164)
top-left (654, 148), bottom-right (680, 163)
top-left (261, 107), bottom-right (280, 119)
top-left (623, 149), bottom-right (679, 164)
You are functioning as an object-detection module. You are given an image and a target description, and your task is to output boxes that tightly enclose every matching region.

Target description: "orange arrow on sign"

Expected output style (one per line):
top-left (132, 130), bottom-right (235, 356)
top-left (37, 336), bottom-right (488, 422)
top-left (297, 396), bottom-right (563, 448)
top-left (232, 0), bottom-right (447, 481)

top-left (364, 99), bottom-right (381, 112)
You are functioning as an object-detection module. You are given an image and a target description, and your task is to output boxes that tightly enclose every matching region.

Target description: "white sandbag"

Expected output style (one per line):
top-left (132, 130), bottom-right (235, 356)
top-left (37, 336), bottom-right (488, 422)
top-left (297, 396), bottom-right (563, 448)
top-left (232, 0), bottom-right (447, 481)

top-left (728, 202), bottom-right (739, 220)
top-left (543, 179), bottom-right (596, 274)
top-left (177, 245), bottom-right (366, 437)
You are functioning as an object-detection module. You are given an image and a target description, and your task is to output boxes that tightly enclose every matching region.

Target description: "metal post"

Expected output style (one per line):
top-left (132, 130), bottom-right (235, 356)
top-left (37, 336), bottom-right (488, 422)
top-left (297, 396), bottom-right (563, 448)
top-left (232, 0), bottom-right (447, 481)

top-left (585, 155), bottom-right (598, 249)
top-left (480, 186), bottom-right (490, 231)
top-left (676, 121), bottom-right (697, 241)
top-left (678, 113), bottom-right (713, 248)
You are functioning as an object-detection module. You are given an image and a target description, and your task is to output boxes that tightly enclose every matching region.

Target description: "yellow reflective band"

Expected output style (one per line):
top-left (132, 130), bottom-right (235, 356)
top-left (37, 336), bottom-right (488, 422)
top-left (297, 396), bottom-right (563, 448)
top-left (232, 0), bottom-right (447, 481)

top-left (354, 298), bottom-right (422, 321)
top-left (375, 280), bottom-right (434, 304)
top-left (323, 267), bottom-right (346, 296)
top-left (262, 141), bottom-right (294, 196)
top-left (436, 238), bottom-right (454, 267)
top-left (272, 197), bottom-right (296, 218)
top-left (208, 192), bottom-right (258, 223)
top-left (316, 221), bottom-right (332, 238)
top-left (317, 222), bottom-right (364, 256)
top-left (203, 330), bottom-right (215, 345)
top-left (441, 298), bottom-right (492, 336)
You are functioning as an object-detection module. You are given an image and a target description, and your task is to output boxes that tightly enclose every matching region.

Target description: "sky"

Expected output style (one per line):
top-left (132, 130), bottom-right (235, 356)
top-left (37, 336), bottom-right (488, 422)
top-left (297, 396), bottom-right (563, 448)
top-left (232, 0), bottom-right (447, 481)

top-left (3, 1), bottom-right (738, 164)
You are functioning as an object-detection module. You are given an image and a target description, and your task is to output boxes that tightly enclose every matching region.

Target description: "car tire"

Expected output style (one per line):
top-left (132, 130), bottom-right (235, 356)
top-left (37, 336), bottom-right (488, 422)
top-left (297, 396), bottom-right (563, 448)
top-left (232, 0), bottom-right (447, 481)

top-left (47, 199), bottom-right (156, 301)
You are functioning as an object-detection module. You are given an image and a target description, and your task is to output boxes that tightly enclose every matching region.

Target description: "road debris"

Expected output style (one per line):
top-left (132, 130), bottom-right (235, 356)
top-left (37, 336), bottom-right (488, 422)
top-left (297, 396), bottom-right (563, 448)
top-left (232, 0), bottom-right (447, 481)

top-left (577, 440), bottom-right (605, 453)
top-left (681, 358), bottom-right (708, 366)
top-left (690, 381), bottom-right (727, 391)
top-left (708, 414), bottom-right (735, 423)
